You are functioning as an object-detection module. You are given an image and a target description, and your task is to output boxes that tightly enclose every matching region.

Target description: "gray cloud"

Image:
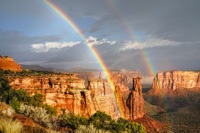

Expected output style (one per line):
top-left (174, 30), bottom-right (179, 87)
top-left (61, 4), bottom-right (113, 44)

top-left (120, 37), bottom-right (182, 50)
top-left (32, 41), bottom-right (80, 52)
top-left (0, 0), bottom-right (200, 75)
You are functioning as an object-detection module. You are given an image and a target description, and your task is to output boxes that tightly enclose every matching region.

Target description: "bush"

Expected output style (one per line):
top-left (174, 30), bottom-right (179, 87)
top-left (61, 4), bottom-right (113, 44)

top-left (89, 111), bottom-right (115, 131)
top-left (123, 122), bottom-right (146, 133)
top-left (18, 104), bottom-right (55, 127)
top-left (59, 113), bottom-right (88, 130)
top-left (0, 117), bottom-right (23, 133)
top-left (89, 112), bottom-right (146, 133)
top-left (0, 78), bottom-right (57, 115)
top-left (0, 77), bottom-right (11, 93)
top-left (75, 124), bottom-right (110, 133)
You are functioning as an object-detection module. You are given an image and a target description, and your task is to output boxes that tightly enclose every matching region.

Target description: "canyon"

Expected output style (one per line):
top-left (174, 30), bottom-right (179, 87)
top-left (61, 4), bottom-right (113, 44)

top-left (145, 70), bottom-right (200, 132)
top-left (1, 56), bottom-right (145, 120)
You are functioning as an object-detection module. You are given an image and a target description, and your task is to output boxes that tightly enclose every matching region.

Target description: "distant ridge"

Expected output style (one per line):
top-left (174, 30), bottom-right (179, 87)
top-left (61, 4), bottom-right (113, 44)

top-left (20, 64), bottom-right (66, 72)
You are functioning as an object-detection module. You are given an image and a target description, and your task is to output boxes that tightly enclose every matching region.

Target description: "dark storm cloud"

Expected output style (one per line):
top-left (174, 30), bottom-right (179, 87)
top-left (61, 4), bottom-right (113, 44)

top-left (0, 30), bottom-right (61, 62)
top-left (0, 0), bottom-right (199, 74)
top-left (85, 0), bottom-right (200, 42)
top-left (90, 40), bottom-right (200, 74)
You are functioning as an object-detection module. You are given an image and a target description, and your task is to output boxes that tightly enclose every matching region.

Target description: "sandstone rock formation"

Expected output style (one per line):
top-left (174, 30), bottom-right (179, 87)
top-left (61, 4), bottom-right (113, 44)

top-left (6, 73), bottom-right (145, 119)
top-left (0, 56), bottom-right (22, 72)
top-left (151, 70), bottom-right (200, 91)
top-left (114, 77), bottom-right (145, 120)
top-left (7, 74), bottom-right (89, 114)
top-left (76, 70), bottom-right (140, 88)
top-left (127, 77), bottom-right (145, 119)
top-left (88, 78), bottom-right (120, 119)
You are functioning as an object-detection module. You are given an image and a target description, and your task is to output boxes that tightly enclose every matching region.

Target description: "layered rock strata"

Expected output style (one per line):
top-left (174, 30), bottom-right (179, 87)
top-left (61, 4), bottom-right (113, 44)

top-left (152, 70), bottom-right (200, 91)
top-left (114, 77), bottom-right (145, 120)
top-left (127, 77), bottom-right (145, 119)
top-left (6, 74), bottom-right (145, 119)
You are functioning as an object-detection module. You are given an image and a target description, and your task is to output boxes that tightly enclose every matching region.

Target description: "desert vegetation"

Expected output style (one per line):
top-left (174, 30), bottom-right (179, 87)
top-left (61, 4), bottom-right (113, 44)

top-left (0, 116), bottom-right (23, 133)
top-left (58, 111), bottom-right (146, 133)
top-left (0, 69), bottom-right (70, 77)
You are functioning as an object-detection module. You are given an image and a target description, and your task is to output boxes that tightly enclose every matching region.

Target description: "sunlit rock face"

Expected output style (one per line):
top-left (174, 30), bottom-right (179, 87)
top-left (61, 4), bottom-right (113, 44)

top-left (127, 77), bottom-right (145, 119)
top-left (115, 77), bottom-right (145, 120)
top-left (7, 74), bottom-right (145, 119)
top-left (151, 71), bottom-right (200, 91)
top-left (0, 56), bottom-right (22, 72)
top-left (88, 79), bottom-right (120, 119)
top-left (7, 75), bottom-right (87, 114)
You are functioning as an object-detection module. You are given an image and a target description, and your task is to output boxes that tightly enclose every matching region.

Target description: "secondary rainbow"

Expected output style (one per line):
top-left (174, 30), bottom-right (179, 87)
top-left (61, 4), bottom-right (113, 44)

top-left (43, 0), bottom-right (124, 117)
top-left (106, 0), bottom-right (156, 76)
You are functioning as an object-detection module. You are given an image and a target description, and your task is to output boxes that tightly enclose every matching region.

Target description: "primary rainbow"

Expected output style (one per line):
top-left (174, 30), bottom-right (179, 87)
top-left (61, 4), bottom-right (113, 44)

top-left (43, 0), bottom-right (123, 117)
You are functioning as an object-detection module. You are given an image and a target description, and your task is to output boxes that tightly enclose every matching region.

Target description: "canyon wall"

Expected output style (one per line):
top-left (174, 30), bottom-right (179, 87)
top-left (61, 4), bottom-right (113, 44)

top-left (0, 56), bottom-right (22, 72)
top-left (7, 75), bottom-right (95, 116)
top-left (115, 77), bottom-right (145, 120)
top-left (151, 70), bottom-right (200, 91)
top-left (1, 56), bottom-right (145, 119)
top-left (6, 74), bottom-right (145, 119)
top-left (76, 70), bottom-right (140, 88)
top-left (88, 79), bottom-right (120, 119)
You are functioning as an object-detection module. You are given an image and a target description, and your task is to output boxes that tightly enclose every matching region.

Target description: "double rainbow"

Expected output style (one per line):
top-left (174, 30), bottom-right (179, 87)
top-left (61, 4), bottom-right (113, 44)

top-left (43, 0), bottom-right (123, 117)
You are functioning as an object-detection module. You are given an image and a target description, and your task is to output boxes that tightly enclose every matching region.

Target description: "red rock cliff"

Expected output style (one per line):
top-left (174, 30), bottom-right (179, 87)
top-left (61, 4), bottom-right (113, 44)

top-left (0, 56), bottom-right (22, 72)
top-left (88, 78), bottom-right (120, 119)
top-left (115, 77), bottom-right (145, 120)
top-left (151, 70), bottom-right (200, 91)
top-left (6, 74), bottom-right (145, 119)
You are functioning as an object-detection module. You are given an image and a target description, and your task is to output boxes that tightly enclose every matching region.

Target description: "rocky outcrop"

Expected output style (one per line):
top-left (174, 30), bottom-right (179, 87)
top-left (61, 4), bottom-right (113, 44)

top-left (127, 77), bottom-right (145, 119)
top-left (88, 79), bottom-right (120, 119)
top-left (6, 73), bottom-right (145, 119)
top-left (151, 70), bottom-right (200, 91)
top-left (7, 75), bottom-right (88, 114)
top-left (0, 56), bottom-right (22, 72)
top-left (115, 77), bottom-right (145, 120)
top-left (76, 70), bottom-right (140, 88)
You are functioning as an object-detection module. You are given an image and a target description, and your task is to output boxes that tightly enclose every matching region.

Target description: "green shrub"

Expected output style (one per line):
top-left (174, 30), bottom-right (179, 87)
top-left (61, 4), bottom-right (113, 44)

top-left (9, 96), bottom-right (21, 110)
top-left (89, 111), bottom-right (114, 131)
top-left (0, 78), bottom-right (57, 115)
top-left (75, 124), bottom-right (110, 133)
top-left (43, 104), bottom-right (57, 116)
top-left (18, 104), bottom-right (54, 127)
top-left (0, 117), bottom-right (23, 133)
top-left (0, 77), bottom-right (11, 93)
top-left (89, 112), bottom-right (146, 133)
top-left (123, 122), bottom-right (146, 133)
top-left (59, 112), bottom-right (88, 130)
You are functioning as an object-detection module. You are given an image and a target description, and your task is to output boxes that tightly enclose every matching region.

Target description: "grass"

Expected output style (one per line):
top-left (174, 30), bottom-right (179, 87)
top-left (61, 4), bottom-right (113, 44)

top-left (0, 117), bottom-right (23, 133)
top-left (75, 124), bottom-right (110, 133)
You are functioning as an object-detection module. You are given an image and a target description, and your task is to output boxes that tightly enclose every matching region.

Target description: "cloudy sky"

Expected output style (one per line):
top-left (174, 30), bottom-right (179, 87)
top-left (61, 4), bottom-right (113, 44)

top-left (0, 0), bottom-right (200, 75)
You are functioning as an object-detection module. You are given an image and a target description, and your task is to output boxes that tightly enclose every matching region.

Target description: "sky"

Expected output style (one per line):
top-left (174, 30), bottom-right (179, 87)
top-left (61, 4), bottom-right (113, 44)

top-left (0, 0), bottom-right (200, 75)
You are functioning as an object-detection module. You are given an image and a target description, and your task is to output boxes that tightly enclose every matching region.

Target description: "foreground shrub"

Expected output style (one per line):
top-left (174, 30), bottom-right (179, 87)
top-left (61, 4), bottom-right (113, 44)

top-left (0, 117), bottom-right (23, 133)
top-left (89, 111), bottom-right (114, 131)
top-left (0, 102), bottom-right (15, 116)
top-left (59, 112), bottom-right (89, 130)
top-left (18, 104), bottom-right (55, 127)
top-left (89, 112), bottom-right (146, 133)
top-left (75, 124), bottom-right (110, 133)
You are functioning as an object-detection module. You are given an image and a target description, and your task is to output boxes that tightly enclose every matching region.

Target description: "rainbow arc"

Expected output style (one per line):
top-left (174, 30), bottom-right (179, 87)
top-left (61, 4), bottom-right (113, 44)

top-left (43, 0), bottom-right (123, 117)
